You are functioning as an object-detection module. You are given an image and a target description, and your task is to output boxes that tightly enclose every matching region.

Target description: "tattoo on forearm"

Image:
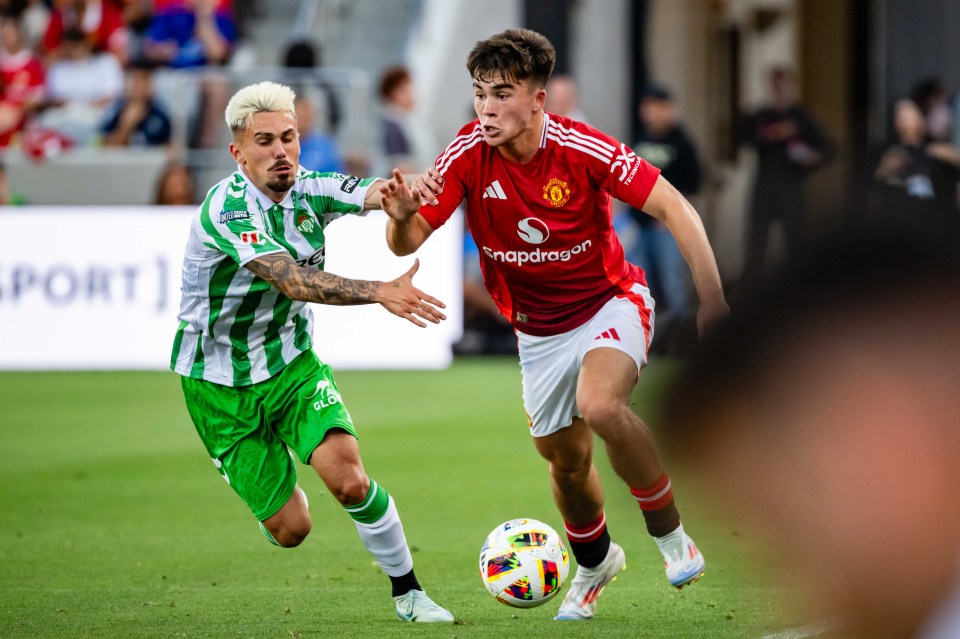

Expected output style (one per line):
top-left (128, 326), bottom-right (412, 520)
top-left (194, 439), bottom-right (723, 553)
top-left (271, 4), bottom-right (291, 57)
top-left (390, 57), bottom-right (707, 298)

top-left (246, 254), bottom-right (380, 305)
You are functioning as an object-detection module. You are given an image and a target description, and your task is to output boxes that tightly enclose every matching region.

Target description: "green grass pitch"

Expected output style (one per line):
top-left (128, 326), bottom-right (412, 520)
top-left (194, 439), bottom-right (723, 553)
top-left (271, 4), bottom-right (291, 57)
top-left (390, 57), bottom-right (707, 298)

top-left (0, 357), bottom-right (809, 638)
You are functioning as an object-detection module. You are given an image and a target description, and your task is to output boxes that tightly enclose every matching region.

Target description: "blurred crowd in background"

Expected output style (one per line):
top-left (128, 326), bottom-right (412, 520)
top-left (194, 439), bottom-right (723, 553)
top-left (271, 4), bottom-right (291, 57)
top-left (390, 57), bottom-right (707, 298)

top-left (1, 0), bottom-right (959, 357)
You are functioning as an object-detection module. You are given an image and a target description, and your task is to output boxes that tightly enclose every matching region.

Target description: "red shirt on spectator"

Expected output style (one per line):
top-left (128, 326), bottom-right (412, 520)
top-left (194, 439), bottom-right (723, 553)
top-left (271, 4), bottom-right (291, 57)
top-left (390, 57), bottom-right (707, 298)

top-left (42, 0), bottom-right (127, 59)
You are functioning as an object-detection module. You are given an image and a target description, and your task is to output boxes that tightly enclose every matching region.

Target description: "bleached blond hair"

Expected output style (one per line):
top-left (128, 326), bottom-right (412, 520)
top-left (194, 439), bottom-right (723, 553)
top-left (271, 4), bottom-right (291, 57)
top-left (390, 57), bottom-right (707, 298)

top-left (224, 81), bottom-right (297, 133)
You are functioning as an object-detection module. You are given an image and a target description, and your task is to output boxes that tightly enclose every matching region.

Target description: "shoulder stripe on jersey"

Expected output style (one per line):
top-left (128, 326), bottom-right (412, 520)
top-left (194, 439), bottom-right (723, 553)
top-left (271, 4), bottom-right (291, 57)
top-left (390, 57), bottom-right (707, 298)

top-left (548, 120), bottom-right (616, 152)
top-left (546, 132), bottom-right (613, 164)
top-left (437, 130), bottom-right (485, 175)
top-left (436, 124), bottom-right (483, 167)
top-left (547, 121), bottom-right (615, 156)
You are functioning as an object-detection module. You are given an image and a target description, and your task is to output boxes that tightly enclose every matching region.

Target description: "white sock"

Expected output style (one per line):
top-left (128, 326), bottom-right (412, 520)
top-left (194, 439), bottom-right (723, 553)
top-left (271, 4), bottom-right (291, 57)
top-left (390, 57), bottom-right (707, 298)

top-left (353, 496), bottom-right (414, 577)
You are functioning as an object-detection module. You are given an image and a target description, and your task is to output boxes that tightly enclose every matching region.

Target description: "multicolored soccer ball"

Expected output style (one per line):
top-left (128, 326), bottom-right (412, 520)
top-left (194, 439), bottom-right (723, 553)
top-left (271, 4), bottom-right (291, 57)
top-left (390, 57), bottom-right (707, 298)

top-left (479, 518), bottom-right (570, 608)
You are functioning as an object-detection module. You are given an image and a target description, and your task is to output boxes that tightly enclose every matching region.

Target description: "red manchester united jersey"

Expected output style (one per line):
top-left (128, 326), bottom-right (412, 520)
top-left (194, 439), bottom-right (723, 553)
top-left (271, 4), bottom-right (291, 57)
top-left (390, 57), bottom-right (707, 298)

top-left (419, 113), bottom-right (661, 336)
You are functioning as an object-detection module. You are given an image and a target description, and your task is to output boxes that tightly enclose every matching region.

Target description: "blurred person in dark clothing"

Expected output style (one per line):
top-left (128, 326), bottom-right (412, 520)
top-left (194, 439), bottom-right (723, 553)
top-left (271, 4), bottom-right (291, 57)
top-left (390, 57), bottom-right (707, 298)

top-left (663, 226), bottom-right (960, 639)
top-left (627, 85), bottom-right (701, 348)
top-left (910, 76), bottom-right (952, 142)
top-left (741, 67), bottom-right (833, 280)
top-left (873, 98), bottom-right (960, 224)
top-left (100, 61), bottom-right (172, 147)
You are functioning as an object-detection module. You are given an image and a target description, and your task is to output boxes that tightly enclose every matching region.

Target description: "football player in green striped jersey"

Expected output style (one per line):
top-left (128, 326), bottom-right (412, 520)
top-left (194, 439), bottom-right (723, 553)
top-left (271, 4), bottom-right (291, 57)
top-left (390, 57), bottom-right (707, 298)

top-left (171, 81), bottom-right (454, 623)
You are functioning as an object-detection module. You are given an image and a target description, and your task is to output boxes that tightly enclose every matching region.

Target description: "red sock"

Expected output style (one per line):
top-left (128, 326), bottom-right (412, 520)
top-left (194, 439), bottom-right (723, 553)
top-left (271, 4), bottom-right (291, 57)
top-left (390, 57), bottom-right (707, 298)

top-left (630, 473), bottom-right (681, 537)
top-left (564, 512), bottom-right (611, 569)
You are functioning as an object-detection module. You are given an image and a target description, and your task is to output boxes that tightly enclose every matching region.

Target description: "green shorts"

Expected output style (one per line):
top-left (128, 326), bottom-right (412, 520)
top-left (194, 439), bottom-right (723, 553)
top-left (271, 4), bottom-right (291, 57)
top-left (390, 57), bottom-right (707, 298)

top-left (180, 350), bottom-right (357, 522)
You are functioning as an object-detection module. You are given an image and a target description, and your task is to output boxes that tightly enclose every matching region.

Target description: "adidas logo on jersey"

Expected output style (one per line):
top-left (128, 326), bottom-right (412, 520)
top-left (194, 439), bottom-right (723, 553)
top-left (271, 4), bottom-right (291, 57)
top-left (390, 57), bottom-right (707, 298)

top-left (483, 180), bottom-right (507, 200)
top-left (594, 328), bottom-right (621, 341)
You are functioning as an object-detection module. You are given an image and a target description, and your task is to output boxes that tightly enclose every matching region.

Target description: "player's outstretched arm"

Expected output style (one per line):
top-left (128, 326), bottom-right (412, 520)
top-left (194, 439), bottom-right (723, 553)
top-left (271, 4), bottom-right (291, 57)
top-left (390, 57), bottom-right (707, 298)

top-left (245, 253), bottom-right (446, 327)
top-left (641, 177), bottom-right (729, 336)
top-left (381, 168), bottom-right (435, 256)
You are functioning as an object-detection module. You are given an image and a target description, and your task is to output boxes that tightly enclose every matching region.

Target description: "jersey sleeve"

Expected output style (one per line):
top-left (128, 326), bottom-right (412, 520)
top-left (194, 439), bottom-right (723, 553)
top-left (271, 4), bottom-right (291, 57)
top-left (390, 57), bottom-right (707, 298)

top-left (417, 122), bottom-right (478, 230)
top-left (199, 185), bottom-right (284, 267)
top-left (580, 122), bottom-right (662, 210)
top-left (297, 169), bottom-right (377, 223)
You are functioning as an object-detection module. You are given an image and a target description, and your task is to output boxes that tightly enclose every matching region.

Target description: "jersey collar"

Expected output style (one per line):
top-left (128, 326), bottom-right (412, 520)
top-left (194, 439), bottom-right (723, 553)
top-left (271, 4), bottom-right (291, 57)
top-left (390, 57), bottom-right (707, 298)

top-left (236, 164), bottom-right (297, 210)
top-left (540, 112), bottom-right (550, 149)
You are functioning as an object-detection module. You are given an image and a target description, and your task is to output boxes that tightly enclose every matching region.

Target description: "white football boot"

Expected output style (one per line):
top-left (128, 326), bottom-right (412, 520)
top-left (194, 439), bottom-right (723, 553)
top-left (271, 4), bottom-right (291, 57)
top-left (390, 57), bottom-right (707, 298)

top-left (554, 542), bottom-right (626, 620)
top-left (657, 525), bottom-right (705, 589)
top-left (393, 589), bottom-right (455, 622)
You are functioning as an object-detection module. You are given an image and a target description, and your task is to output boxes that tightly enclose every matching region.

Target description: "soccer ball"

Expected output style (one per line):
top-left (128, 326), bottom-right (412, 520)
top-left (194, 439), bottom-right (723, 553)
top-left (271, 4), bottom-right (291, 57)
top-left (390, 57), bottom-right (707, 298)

top-left (479, 518), bottom-right (569, 608)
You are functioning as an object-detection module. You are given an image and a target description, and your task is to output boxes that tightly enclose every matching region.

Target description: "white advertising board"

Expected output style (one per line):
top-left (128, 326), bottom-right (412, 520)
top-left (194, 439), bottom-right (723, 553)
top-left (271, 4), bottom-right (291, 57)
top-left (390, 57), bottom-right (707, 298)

top-left (0, 207), bottom-right (462, 371)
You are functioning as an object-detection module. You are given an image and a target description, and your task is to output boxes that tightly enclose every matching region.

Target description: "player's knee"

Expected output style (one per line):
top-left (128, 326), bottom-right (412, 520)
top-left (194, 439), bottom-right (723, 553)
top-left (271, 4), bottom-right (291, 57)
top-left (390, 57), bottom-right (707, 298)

top-left (263, 506), bottom-right (312, 548)
top-left (578, 396), bottom-right (623, 431)
top-left (270, 520), bottom-right (311, 548)
top-left (331, 474), bottom-right (370, 507)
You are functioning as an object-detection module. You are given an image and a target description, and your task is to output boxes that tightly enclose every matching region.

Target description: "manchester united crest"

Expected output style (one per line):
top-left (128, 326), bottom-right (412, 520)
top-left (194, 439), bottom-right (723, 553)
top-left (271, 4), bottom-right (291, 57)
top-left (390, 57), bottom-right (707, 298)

top-left (542, 177), bottom-right (571, 207)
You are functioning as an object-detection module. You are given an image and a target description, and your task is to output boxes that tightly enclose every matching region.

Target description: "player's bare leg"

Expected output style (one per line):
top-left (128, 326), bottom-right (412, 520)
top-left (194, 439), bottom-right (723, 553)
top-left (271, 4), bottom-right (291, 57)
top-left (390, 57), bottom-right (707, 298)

top-left (534, 418), bottom-right (604, 525)
top-left (535, 415), bottom-right (625, 619)
top-left (260, 485), bottom-right (312, 547)
top-left (577, 347), bottom-right (663, 489)
top-left (578, 347), bottom-right (705, 590)
top-left (309, 430), bottom-right (371, 505)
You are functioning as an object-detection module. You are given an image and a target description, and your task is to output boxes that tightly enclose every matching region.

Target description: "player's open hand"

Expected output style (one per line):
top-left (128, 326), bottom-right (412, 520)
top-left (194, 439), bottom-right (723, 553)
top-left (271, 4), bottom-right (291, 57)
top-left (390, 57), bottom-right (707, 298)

top-left (379, 169), bottom-right (422, 222)
top-left (414, 167), bottom-right (444, 206)
top-left (376, 259), bottom-right (447, 327)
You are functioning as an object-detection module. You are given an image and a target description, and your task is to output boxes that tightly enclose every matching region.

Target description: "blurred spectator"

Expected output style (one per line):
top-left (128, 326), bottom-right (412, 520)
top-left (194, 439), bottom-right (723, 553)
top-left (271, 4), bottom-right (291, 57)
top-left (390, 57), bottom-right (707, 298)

top-left (627, 85), bottom-right (701, 351)
top-left (36, 26), bottom-right (123, 146)
top-left (873, 98), bottom-right (960, 223)
top-left (100, 61), bottom-right (172, 147)
top-left (18, 0), bottom-right (50, 52)
top-left (663, 227), bottom-right (960, 639)
top-left (910, 76), bottom-right (952, 142)
top-left (294, 95), bottom-right (343, 174)
top-left (0, 15), bottom-right (45, 147)
top-left (142, 0), bottom-right (236, 68)
top-left (143, 0), bottom-right (236, 149)
top-left (121, 0), bottom-right (157, 67)
top-left (282, 39), bottom-right (341, 135)
top-left (545, 74), bottom-right (587, 122)
top-left (741, 67), bottom-right (833, 281)
top-left (154, 160), bottom-right (195, 204)
top-left (42, 0), bottom-right (128, 64)
top-left (378, 65), bottom-right (418, 174)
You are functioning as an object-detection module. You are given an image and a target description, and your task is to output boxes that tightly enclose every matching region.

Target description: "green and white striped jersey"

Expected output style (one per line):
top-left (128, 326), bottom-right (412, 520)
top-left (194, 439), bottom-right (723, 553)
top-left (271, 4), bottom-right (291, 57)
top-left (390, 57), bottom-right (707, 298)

top-left (170, 167), bottom-right (378, 386)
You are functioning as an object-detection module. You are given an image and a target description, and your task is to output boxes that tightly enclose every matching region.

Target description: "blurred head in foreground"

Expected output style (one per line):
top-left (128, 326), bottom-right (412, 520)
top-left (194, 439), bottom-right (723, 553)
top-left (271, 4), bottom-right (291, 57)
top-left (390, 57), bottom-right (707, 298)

top-left (664, 225), bottom-right (960, 639)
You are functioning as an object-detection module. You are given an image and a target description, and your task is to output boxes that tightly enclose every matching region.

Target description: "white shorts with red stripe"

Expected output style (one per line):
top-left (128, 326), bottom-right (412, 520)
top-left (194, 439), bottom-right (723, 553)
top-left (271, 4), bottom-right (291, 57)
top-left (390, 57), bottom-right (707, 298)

top-left (517, 283), bottom-right (655, 438)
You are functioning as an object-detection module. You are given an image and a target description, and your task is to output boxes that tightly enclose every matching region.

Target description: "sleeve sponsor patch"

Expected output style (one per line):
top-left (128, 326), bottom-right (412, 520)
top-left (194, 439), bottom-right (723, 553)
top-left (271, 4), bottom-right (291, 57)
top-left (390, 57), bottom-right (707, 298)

top-left (239, 231), bottom-right (265, 245)
top-left (339, 175), bottom-right (361, 193)
top-left (219, 209), bottom-right (251, 223)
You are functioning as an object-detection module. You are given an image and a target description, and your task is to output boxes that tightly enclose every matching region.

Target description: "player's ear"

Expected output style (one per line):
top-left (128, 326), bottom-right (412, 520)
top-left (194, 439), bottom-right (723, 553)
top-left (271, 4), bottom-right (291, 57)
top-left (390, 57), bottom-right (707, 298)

top-left (533, 86), bottom-right (547, 112)
top-left (229, 141), bottom-right (244, 166)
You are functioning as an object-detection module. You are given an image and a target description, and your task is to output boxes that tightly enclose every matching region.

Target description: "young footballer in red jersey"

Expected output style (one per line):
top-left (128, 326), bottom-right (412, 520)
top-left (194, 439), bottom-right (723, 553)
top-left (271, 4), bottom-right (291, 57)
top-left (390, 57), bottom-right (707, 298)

top-left (381, 29), bottom-right (729, 620)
